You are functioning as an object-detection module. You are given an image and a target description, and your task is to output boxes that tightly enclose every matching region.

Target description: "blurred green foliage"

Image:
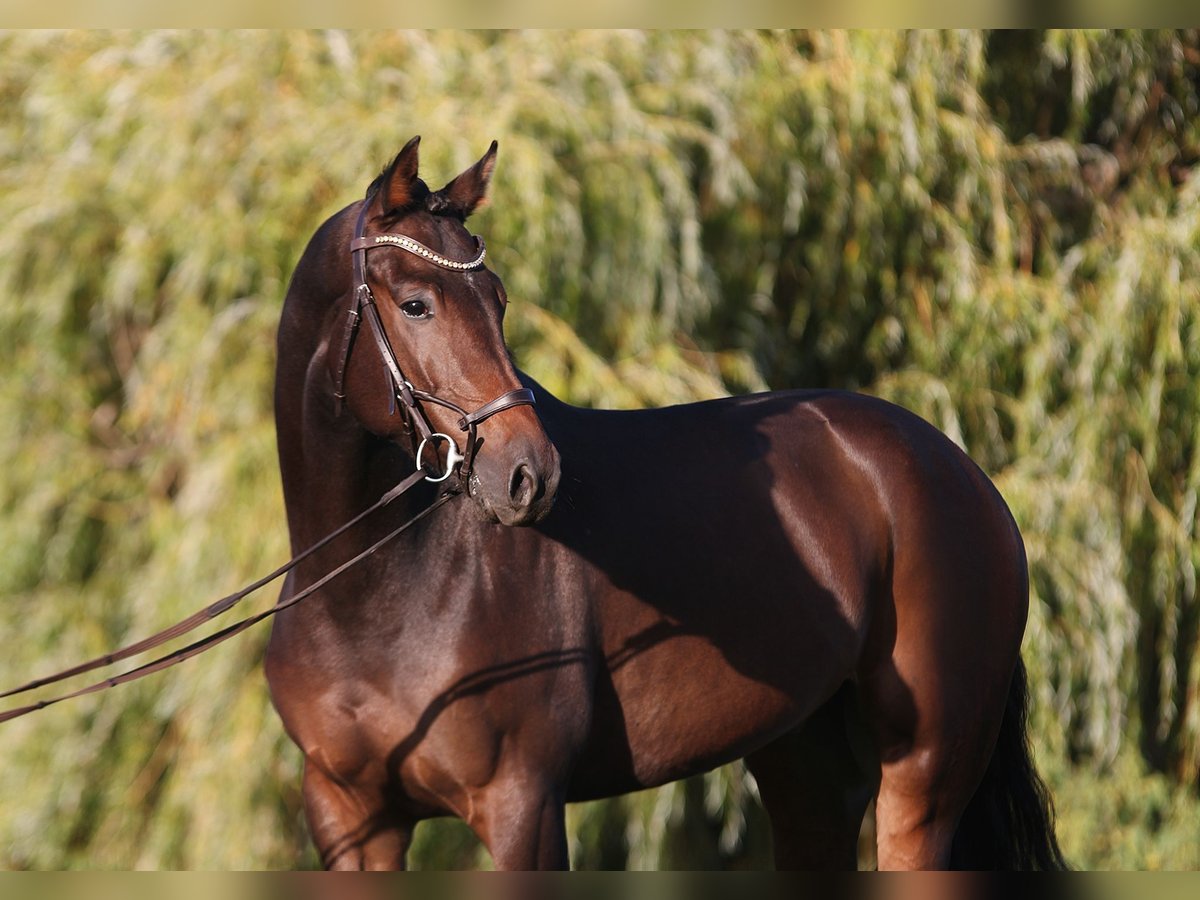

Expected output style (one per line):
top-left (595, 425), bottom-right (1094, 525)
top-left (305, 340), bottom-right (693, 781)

top-left (1, 29), bottom-right (1199, 869)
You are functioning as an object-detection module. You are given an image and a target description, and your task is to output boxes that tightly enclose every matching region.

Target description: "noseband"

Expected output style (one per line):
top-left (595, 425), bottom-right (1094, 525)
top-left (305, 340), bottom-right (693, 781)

top-left (332, 203), bottom-right (536, 482)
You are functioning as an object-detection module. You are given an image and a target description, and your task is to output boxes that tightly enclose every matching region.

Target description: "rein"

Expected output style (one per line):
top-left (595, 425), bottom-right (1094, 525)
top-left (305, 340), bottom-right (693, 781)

top-left (0, 469), bottom-right (454, 724)
top-left (0, 202), bottom-right (533, 723)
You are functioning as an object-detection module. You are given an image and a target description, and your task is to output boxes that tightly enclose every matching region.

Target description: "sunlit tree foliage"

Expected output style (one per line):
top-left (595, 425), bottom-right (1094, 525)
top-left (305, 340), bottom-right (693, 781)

top-left (0, 30), bottom-right (1198, 869)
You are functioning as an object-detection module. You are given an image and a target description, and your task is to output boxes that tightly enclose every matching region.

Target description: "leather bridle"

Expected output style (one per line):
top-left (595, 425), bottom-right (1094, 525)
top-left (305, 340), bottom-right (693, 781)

top-left (332, 202), bottom-right (535, 482)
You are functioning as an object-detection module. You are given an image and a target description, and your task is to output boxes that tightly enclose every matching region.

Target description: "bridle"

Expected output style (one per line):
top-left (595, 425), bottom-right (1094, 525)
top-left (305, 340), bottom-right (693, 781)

top-left (332, 202), bottom-right (536, 483)
top-left (0, 201), bottom-right (539, 722)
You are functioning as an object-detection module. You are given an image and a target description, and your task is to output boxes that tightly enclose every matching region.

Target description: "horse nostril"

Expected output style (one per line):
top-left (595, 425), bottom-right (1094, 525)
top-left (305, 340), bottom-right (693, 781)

top-left (508, 461), bottom-right (541, 508)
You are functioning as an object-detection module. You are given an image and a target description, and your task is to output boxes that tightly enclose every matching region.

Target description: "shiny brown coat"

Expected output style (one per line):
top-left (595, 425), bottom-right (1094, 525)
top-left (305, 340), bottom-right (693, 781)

top-left (264, 139), bottom-right (1065, 870)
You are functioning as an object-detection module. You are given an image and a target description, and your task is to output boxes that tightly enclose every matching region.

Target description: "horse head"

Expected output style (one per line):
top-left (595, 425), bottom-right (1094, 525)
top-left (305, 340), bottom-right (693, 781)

top-left (335, 136), bottom-right (560, 526)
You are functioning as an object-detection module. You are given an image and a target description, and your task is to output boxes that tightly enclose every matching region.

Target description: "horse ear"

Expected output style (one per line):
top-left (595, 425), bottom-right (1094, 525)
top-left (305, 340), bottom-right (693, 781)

top-left (376, 135), bottom-right (422, 213)
top-left (429, 141), bottom-right (498, 219)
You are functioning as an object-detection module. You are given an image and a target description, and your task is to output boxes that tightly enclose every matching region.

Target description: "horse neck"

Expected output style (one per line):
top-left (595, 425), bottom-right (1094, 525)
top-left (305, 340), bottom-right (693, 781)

top-left (275, 286), bottom-right (431, 556)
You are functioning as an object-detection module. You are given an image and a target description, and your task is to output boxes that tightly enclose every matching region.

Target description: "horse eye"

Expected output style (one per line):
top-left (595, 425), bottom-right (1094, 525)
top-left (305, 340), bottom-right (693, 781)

top-left (400, 299), bottom-right (430, 320)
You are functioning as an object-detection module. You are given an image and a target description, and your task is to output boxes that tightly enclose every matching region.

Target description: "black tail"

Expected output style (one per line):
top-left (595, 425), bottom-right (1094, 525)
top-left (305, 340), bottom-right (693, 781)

top-left (949, 657), bottom-right (1069, 870)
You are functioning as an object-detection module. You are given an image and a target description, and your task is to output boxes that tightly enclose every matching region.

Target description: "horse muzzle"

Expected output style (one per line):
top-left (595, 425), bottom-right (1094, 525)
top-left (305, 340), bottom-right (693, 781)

top-left (467, 438), bottom-right (561, 526)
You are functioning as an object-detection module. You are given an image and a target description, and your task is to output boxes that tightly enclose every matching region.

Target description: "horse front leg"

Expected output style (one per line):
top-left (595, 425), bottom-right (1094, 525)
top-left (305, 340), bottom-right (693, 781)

top-left (302, 760), bottom-right (413, 870)
top-left (468, 773), bottom-right (570, 870)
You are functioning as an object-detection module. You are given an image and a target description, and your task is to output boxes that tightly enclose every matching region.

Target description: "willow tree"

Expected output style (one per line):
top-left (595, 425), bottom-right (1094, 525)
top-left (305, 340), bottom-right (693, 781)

top-left (0, 30), bottom-right (1198, 869)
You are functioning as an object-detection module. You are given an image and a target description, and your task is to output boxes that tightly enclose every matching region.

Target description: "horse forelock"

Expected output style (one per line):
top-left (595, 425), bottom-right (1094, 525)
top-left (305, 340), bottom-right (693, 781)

top-left (366, 175), bottom-right (433, 216)
top-left (365, 176), bottom-right (469, 224)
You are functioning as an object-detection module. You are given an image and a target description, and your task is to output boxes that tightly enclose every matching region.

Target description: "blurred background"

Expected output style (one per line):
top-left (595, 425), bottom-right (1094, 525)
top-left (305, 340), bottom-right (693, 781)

top-left (0, 29), bottom-right (1198, 869)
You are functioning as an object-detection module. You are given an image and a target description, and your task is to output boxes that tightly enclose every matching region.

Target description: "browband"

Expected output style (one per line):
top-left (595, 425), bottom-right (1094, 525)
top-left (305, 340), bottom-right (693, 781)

top-left (349, 233), bottom-right (487, 272)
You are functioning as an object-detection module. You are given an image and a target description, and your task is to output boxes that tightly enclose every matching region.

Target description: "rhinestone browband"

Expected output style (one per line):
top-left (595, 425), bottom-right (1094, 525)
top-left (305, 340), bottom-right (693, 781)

top-left (351, 233), bottom-right (487, 271)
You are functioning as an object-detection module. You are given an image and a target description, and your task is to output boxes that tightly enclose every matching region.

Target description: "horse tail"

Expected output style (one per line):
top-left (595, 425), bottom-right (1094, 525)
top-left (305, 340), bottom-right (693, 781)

top-left (949, 657), bottom-right (1069, 870)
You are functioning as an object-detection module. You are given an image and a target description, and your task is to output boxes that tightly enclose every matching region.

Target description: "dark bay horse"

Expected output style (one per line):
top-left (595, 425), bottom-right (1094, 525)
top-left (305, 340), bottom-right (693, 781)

top-left (264, 137), bottom-right (1065, 870)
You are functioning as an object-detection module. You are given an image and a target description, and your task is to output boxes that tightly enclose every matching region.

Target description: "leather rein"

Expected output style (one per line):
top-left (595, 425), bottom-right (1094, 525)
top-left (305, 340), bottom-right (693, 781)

top-left (0, 203), bottom-right (532, 723)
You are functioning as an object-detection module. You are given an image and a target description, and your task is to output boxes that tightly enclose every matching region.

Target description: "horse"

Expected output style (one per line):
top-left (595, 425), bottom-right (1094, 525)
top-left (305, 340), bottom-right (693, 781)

top-left (264, 136), bottom-right (1066, 871)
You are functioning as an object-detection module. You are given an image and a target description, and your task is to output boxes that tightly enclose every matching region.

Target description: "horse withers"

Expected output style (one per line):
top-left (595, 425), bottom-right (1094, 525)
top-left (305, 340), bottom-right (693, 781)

top-left (264, 137), bottom-right (1065, 870)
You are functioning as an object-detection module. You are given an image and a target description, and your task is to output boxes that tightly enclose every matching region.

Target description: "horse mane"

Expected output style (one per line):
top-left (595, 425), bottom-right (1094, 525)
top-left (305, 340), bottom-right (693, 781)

top-left (363, 163), bottom-right (391, 200)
